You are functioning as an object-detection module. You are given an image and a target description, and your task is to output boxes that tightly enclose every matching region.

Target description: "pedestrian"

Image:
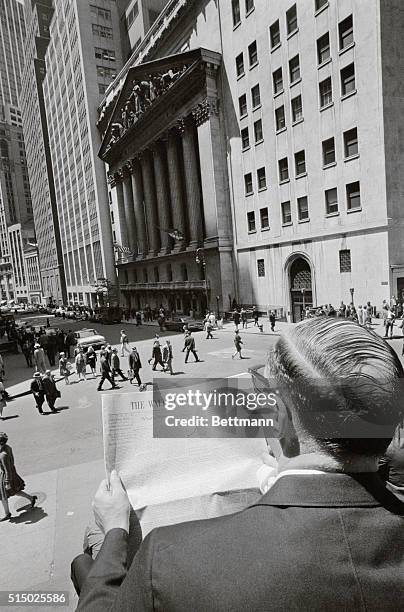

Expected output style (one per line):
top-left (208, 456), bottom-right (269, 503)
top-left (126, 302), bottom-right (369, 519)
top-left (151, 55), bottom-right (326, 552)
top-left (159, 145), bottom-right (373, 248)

top-left (384, 308), bottom-right (395, 339)
top-left (0, 379), bottom-right (7, 420)
top-left (205, 321), bottom-right (214, 339)
top-left (241, 308), bottom-right (248, 329)
top-left (86, 346), bottom-right (97, 377)
top-left (30, 372), bottom-right (46, 415)
top-left (252, 306), bottom-right (259, 327)
top-left (269, 311), bottom-right (276, 332)
top-left (128, 347), bottom-right (142, 386)
top-left (357, 305), bottom-right (364, 326)
top-left (120, 330), bottom-right (131, 357)
top-left (59, 352), bottom-right (70, 385)
top-left (97, 351), bottom-right (117, 391)
top-left (75, 348), bottom-right (87, 382)
top-left (365, 301), bottom-right (373, 327)
top-left (0, 433), bottom-right (37, 521)
top-left (0, 354), bottom-right (5, 379)
top-left (135, 311), bottom-right (142, 327)
top-left (111, 349), bottom-right (128, 382)
top-left (208, 312), bottom-right (216, 327)
top-left (33, 343), bottom-right (47, 373)
top-left (232, 330), bottom-right (244, 359)
top-left (104, 345), bottom-right (113, 366)
top-left (183, 331), bottom-right (200, 363)
top-left (46, 333), bottom-right (56, 366)
top-left (233, 310), bottom-right (240, 329)
top-left (21, 339), bottom-right (33, 367)
top-left (149, 337), bottom-right (165, 371)
top-left (42, 370), bottom-right (59, 413)
top-left (162, 340), bottom-right (173, 375)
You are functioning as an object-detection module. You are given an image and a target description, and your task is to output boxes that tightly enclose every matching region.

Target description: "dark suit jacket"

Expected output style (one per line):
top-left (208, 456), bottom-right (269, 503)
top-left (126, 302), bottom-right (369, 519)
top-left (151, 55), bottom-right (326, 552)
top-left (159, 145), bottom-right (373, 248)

top-left (76, 473), bottom-right (404, 611)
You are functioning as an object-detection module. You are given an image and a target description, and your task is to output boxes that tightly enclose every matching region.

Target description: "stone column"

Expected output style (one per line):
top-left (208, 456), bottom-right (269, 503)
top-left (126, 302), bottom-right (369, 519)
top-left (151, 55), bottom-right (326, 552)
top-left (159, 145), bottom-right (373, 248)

top-left (180, 117), bottom-right (203, 249)
top-left (122, 163), bottom-right (137, 256)
top-left (113, 172), bottom-right (128, 248)
top-left (140, 149), bottom-right (160, 256)
top-left (130, 159), bottom-right (147, 258)
top-left (152, 141), bottom-right (172, 255)
top-left (167, 128), bottom-right (187, 251)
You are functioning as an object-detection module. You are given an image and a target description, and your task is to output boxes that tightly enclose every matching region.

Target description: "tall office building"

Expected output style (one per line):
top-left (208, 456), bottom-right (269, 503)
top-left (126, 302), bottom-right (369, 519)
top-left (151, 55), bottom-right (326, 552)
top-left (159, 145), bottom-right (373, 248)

top-left (0, 0), bottom-right (37, 302)
top-left (39, 0), bottom-right (123, 306)
top-left (20, 0), bottom-right (66, 305)
top-left (118, 0), bottom-right (169, 61)
top-left (97, 0), bottom-right (404, 320)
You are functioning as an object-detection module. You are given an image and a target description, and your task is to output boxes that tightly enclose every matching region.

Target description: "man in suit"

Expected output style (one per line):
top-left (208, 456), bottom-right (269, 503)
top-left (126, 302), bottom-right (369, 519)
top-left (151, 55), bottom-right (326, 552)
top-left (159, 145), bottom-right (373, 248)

top-left (72, 318), bottom-right (404, 611)
top-left (183, 331), bottom-right (200, 363)
top-left (30, 372), bottom-right (46, 415)
top-left (96, 350), bottom-right (117, 392)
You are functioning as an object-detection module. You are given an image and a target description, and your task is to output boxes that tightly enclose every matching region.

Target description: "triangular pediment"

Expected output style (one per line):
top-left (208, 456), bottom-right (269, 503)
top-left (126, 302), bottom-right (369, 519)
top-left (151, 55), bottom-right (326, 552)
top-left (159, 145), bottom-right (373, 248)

top-left (99, 48), bottom-right (221, 162)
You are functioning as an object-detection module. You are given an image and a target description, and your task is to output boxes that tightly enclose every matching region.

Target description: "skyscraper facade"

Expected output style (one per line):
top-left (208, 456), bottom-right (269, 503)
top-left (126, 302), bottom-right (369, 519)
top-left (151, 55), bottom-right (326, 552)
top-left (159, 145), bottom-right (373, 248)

top-left (20, 0), bottom-right (66, 305)
top-left (40, 0), bottom-right (122, 306)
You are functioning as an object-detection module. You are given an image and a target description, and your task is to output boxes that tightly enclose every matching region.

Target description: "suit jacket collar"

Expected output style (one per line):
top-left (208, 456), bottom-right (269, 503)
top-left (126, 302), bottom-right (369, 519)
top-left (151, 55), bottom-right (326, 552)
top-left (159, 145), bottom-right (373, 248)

top-left (252, 472), bottom-right (404, 511)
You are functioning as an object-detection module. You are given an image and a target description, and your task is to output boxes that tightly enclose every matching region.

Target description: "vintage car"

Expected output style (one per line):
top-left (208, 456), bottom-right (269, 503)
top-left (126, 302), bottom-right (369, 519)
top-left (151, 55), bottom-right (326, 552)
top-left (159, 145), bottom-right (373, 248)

top-left (74, 328), bottom-right (106, 351)
top-left (164, 317), bottom-right (205, 333)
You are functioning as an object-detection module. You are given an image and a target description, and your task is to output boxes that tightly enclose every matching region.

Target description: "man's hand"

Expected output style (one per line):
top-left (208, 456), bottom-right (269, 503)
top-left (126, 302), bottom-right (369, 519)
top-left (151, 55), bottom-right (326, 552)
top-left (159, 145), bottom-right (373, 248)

top-left (92, 470), bottom-right (130, 535)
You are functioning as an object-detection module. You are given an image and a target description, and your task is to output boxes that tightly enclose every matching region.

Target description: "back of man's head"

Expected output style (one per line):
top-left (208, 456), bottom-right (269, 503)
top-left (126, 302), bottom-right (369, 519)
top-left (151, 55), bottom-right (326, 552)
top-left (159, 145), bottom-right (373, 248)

top-left (268, 318), bottom-right (404, 460)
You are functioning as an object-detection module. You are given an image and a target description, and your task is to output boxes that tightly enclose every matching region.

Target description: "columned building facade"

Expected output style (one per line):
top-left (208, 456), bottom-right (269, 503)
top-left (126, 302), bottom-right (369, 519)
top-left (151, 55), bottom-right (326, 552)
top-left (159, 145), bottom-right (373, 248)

top-left (99, 48), bottom-right (235, 315)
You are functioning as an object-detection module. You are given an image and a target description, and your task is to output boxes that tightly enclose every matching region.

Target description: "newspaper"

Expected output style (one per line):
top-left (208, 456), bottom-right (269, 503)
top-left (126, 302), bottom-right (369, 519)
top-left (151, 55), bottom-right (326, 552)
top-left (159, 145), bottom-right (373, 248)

top-left (102, 392), bottom-right (268, 533)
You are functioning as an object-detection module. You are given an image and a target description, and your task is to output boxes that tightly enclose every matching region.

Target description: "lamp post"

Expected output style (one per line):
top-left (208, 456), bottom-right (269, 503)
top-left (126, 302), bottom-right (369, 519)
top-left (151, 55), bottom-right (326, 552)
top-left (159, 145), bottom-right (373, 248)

top-left (195, 248), bottom-right (209, 312)
top-left (350, 287), bottom-right (354, 306)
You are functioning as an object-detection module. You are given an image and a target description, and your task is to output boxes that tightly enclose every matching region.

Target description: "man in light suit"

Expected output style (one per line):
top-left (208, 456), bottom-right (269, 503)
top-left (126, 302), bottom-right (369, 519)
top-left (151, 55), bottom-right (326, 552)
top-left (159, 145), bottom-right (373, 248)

top-left (72, 318), bottom-right (404, 611)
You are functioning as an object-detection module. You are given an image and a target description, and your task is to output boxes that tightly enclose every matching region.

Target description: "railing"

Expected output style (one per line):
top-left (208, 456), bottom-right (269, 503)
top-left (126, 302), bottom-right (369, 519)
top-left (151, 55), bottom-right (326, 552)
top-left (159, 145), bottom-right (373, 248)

top-left (119, 280), bottom-right (209, 291)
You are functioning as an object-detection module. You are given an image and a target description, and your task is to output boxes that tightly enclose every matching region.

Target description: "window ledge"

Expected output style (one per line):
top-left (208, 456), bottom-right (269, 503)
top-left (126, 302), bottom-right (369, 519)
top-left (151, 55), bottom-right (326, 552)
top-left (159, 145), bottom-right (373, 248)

top-left (252, 103), bottom-right (262, 112)
top-left (318, 57), bottom-right (332, 70)
top-left (326, 211), bottom-right (339, 218)
top-left (344, 153), bottom-right (360, 163)
top-left (290, 77), bottom-right (302, 89)
top-left (248, 230), bottom-right (257, 235)
top-left (245, 192), bottom-right (254, 197)
top-left (249, 61), bottom-right (259, 71)
top-left (242, 146), bottom-right (251, 152)
top-left (292, 118), bottom-right (304, 127)
top-left (276, 126), bottom-right (287, 135)
top-left (255, 139), bottom-right (264, 146)
top-left (233, 21), bottom-right (241, 31)
top-left (279, 178), bottom-right (290, 185)
top-left (236, 72), bottom-right (245, 81)
top-left (261, 226), bottom-right (270, 232)
top-left (320, 101), bottom-right (334, 112)
top-left (315, 2), bottom-right (329, 17)
top-left (282, 221), bottom-right (293, 227)
top-left (298, 217), bottom-right (310, 223)
top-left (258, 186), bottom-right (268, 192)
top-left (341, 89), bottom-right (357, 101)
top-left (271, 42), bottom-right (281, 53)
top-left (347, 207), bottom-right (362, 214)
top-left (240, 112), bottom-right (248, 120)
top-left (296, 171), bottom-right (307, 179)
top-left (246, 7), bottom-right (255, 18)
top-left (323, 161), bottom-right (337, 169)
top-left (339, 41), bottom-right (355, 56)
top-left (287, 28), bottom-right (299, 40)
top-left (273, 88), bottom-right (284, 99)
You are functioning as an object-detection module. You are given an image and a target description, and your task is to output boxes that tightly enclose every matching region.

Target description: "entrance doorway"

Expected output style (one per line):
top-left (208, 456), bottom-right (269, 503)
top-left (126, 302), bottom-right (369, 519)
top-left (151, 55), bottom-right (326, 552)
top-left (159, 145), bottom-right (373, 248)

top-left (289, 258), bottom-right (313, 322)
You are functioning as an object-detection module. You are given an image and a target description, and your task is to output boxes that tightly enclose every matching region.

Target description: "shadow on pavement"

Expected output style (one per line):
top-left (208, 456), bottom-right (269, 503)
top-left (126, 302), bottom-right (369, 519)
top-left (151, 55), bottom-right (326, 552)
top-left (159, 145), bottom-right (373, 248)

top-left (10, 506), bottom-right (48, 525)
top-left (0, 415), bottom-right (19, 421)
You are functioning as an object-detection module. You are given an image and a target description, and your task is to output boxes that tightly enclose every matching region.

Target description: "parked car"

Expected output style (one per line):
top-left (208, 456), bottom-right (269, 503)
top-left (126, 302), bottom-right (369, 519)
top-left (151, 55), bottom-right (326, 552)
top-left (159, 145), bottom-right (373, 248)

top-left (164, 317), bottom-right (205, 333)
top-left (74, 328), bottom-right (106, 351)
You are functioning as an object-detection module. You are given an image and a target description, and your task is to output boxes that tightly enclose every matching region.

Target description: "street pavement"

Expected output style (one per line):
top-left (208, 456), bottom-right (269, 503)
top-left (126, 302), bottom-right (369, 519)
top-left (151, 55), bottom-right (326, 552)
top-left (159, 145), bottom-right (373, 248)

top-left (1, 316), bottom-right (403, 611)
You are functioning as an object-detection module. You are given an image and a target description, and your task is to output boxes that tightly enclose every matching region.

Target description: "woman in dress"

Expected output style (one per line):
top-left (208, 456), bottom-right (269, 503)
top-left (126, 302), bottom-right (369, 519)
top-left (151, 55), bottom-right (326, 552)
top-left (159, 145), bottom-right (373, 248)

top-left (86, 346), bottom-right (97, 377)
top-left (59, 351), bottom-right (70, 385)
top-left (0, 379), bottom-right (6, 420)
top-left (0, 433), bottom-right (37, 521)
top-left (75, 347), bottom-right (87, 382)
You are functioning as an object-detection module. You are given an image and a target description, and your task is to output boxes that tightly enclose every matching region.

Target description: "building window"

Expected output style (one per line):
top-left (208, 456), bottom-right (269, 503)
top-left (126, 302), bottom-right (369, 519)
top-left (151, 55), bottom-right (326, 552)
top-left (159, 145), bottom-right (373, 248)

top-left (257, 259), bottom-right (265, 277)
top-left (339, 249), bottom-right (351, 273)
top-left (251, 84), bottom-right (261, 108)
top-left (246, 0), bottom-right (254, 13)
top-left (291, 94), bottom-right (303, 123)
top-left (98, 83), bottom-right (108, 94)
top-left (244, 172), bottom-right (253, 195)
top-left (286, 4), bottom-right (297, 35)
top-left (339, 14), bottom-right (353, 50)
top-left (239, 93), bottom-right (247, 117)
top-left (341, 63), bottom-right (356, 96)
top-left (232, 0), bottom-right (241, 26)
top-left (289, 55), bottom-right (300, 83)
top-left (322, 137), bottom-right (335, 165)
top-left (270, 20), bottom-right (280, 48)
top-left (315, 0), bottom-right (328, 10)
top-left (297, 196), bottom-right (309, 221)
top-left (248, 41), bottom-right (258, 67)
top-left (295, 150), bottom-right (306, 176)
top-left (241, 127), bottom-right (250, 150)
top-left (281, 201), bottom-right (292, 224)
top-left (247, 211), bottom-right (256, 232)
top-left (346, 181), bottom-right (361, 210)
top-left (166, 264), bottom-right (173, 282)
top-left (125, 1), bottom-right (139, 28)
top-left (154, 266), bottom-right (159, 282)
top-left (275, 106), bottom-right (286, 131)
top-left (236, 53), bottom-right (245, 77)
top-left (279, 158), bottom-right (289, 182)
top-left (254, 119), bottom-right (263, 143)
top-left (273, 67), bottom-right (283, 94)
top-left (92, 24), bottom-right (113, 39)
top-left (90, 5), bottom-right (111, 20)
top-left (344, 127), bottom-right (358, 158)
top-left (325, 188), bottom-right (338, 214)
top-left (181, 263), bottom-right (188, 281)
top-left (319, 77), bottom-right (332, 107)
top-left (95, 47), bottom-right (116, 61)
top-left (317, 32), bottom-right (330, 64)
top-left (257, 167), bottom-right (267, 190)
top-left (260, 207), bottom-right (269, 229)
